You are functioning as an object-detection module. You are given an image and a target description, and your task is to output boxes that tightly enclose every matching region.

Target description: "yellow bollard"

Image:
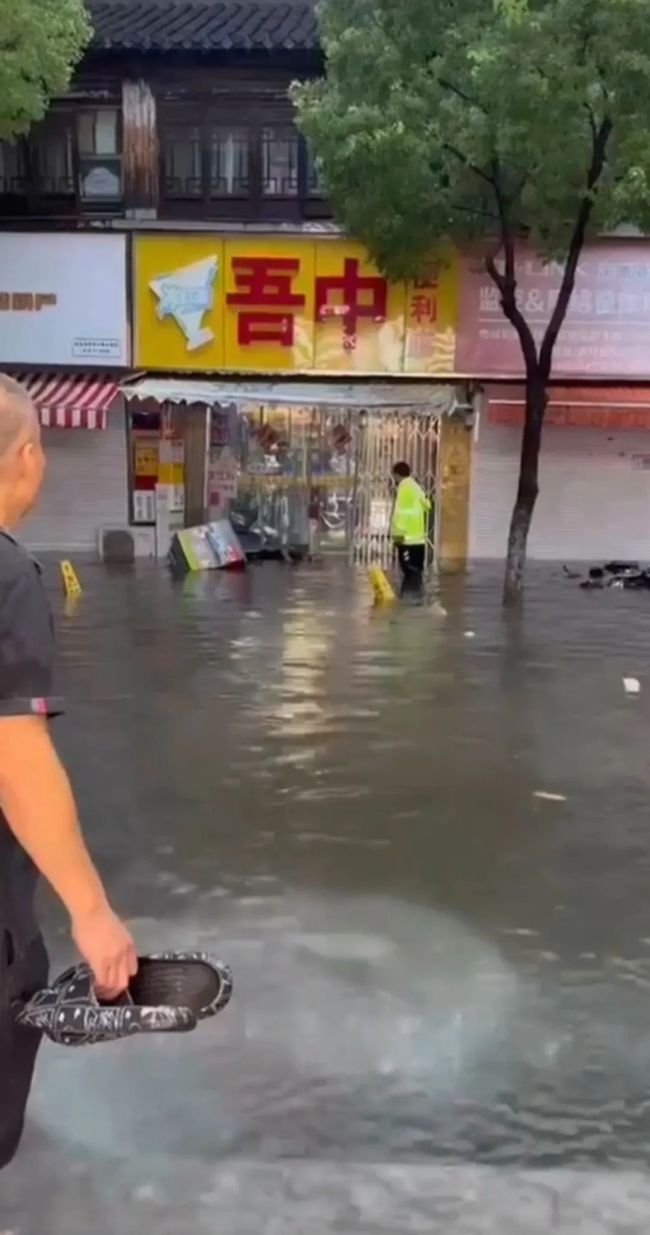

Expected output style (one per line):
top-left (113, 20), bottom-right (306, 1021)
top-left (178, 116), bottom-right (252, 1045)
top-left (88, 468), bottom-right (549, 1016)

top-left (369, 565), bottom-right (396, 604)
top-left (60, 560), bottom-right (82, 600)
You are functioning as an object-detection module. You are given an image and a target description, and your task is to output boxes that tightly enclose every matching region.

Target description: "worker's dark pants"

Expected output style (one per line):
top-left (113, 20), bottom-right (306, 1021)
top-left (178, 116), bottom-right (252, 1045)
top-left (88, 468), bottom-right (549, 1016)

top-left (0, 931), bottom-right (48, 1169)
top-left (397, 543), bottom-right (426, 594)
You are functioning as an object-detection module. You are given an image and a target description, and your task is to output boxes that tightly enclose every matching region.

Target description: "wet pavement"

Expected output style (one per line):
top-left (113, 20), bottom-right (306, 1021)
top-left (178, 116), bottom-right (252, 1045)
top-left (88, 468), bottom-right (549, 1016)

top-left (5, 558), bottom-right (650, 1232)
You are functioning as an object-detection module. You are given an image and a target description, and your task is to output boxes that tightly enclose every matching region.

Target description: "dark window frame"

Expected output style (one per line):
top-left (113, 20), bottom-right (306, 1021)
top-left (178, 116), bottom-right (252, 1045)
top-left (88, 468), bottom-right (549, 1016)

top-left (76, 105), bottom-right (123, 205)
top-left (3, 102), bottom-right (125, 217)
top-left (158, 98), bottom-right (328, 221)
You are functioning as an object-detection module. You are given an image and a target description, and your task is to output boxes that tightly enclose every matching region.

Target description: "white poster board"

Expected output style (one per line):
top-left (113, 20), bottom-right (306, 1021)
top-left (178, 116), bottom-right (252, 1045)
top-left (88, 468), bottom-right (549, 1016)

top-left (0, 233), bottom-right (129, 365)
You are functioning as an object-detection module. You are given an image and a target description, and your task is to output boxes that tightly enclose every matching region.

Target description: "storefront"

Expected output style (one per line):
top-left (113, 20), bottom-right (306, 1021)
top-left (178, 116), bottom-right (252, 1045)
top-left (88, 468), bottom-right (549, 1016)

top-left (122, 376), bottom-right (459, 564)
top-left (128, 233), bottom-right (469, 568)
top-left (470, 387), bottom-right (650, 561)
top-left (0, 233), bottom-right (130, 552)
top-left (458, 241), bottom-right (650, 563)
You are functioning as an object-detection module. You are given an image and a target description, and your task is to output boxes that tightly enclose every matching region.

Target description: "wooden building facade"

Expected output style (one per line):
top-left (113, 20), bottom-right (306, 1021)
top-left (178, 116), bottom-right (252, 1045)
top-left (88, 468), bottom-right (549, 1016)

top-left (0, 0), bottom-right (329, 227)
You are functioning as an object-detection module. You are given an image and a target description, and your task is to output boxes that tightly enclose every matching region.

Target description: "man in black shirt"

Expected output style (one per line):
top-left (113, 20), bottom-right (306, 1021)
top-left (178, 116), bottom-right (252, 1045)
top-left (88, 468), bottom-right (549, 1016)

top-left (0, 375), bottom-right (137, 1168)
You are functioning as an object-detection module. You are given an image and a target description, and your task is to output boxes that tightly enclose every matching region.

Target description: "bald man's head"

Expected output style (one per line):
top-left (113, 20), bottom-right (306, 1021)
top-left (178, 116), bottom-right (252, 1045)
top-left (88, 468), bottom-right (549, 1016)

top-left (0, 374), bottom-right (45, 526)
top-left (0, 375), bottom-right (39, 458)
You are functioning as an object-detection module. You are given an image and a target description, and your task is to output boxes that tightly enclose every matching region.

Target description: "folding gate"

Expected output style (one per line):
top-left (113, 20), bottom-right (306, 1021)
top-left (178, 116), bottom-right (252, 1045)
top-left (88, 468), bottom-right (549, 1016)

top-left (350, 410), bottom-right (439, 567)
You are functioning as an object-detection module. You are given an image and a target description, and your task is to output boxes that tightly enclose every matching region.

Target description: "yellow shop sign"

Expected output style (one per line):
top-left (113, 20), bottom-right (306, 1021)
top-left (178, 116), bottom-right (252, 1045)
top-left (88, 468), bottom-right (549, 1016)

top-left (134, 235), bottom-right (458, 377)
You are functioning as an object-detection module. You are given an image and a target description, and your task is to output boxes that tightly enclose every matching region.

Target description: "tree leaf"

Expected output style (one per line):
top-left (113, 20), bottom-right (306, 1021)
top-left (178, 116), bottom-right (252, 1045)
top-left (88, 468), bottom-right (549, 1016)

top-left (0, 0), bottom-right (90, 139)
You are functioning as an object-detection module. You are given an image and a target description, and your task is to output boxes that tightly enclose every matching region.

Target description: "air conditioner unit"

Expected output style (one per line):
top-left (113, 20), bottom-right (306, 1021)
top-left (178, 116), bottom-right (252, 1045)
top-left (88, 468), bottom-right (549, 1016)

top-left (97, 525), bottom-right (159, 561)
top-left (97, 527), bottom-right (136, 564)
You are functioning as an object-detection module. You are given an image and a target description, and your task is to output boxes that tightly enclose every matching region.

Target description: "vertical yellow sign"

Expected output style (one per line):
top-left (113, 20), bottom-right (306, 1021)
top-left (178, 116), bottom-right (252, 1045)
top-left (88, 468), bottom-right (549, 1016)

top-left (404, 246), bottom-right (458, 374)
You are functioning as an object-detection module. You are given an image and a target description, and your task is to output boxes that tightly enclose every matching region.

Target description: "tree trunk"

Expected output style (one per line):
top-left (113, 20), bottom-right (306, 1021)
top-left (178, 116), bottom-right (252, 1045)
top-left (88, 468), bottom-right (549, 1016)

top-left (502, 369), bottom-right (546, 605)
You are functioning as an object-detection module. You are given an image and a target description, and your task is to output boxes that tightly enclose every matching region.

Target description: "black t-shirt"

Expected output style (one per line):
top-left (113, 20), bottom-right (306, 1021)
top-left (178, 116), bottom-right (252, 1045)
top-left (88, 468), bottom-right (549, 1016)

top-left (0, 532), bottom-right (64, 945)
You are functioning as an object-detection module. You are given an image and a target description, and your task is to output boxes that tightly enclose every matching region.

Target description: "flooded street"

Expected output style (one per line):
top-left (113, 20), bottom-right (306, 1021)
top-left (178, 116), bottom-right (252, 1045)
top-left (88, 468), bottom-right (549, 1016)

top-left (6, 558), bottom-right (650, 1232)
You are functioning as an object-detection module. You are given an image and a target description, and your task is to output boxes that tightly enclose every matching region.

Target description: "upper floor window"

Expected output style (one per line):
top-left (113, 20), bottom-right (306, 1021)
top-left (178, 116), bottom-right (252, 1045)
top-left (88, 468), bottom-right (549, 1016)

top-left (0, 141), bottom-right (26, 194)
top-left (25, 106), bottom-right (122, 207)
top-left (77, 108), bottom-right (122, 201)
top-left (33, 115), bottom-right (74, 195)
top-left (262, 125), bottom-right (299, 197)
top-left (163, 123), bottom-right (202, 198)
top-left (210, 126), bottom-right (249, 198)
top-left (159, 102), bottom-right (328, 218)
top-left (307, 147), bottom-right (325, 198)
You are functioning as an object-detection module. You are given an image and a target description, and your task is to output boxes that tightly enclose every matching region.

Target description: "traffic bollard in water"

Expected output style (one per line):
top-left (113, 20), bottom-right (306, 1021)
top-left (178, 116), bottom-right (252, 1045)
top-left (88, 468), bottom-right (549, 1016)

top-left (369, 566), bottom-right (396, 604)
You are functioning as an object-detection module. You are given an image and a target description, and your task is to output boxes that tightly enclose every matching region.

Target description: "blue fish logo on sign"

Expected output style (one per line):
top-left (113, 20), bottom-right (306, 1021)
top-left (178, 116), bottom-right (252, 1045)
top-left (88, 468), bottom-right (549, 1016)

top-left (150, 256), bottom-right (218, 352)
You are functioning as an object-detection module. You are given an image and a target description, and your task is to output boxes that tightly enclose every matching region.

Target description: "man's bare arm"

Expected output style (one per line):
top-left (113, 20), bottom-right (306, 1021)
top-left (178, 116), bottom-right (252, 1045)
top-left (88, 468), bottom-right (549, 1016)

top-left (0, 714), bottom-right (137, 996)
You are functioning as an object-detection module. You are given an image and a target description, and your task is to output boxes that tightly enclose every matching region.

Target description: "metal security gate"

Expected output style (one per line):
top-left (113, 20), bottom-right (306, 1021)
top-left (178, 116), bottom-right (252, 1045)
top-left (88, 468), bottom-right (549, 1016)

top-left (222, 401), bottom-right (440, 564)
top-left (351, 410), bottom-right (439, 567)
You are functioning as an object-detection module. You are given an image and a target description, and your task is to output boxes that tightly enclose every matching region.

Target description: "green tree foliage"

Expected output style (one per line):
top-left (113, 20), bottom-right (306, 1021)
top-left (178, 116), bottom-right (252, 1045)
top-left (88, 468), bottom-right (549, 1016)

top-left (0, 0), bottom-right (91, 139)
top-left (294, 0), bottom-right (650, 600)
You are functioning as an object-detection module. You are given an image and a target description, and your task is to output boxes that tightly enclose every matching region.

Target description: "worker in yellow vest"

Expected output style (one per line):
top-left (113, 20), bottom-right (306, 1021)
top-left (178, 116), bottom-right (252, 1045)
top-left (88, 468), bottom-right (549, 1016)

top-left (391, 461), bottom-right (431, 593)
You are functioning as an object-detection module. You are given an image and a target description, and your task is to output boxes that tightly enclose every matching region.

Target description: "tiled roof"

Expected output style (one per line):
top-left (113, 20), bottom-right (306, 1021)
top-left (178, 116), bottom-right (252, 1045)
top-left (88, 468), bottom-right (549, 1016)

top-left (87, 0), bottom-right (319, 52)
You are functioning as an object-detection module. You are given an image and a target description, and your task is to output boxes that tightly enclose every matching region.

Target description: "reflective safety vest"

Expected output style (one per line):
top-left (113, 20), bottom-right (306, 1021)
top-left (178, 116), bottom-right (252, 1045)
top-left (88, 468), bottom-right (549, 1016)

top-left (391, 477), bottom-right (431, 545)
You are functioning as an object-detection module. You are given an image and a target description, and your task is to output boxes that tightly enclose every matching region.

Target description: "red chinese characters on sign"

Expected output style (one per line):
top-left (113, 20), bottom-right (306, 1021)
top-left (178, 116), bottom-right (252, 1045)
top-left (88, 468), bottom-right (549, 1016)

top-left (315, 258), bottom-right (388, 351)
top-left (227, 256), bottom-right (305, 347)
top-left (410, 292), bottom-right (437, 325)
top-left (409, 275), bottom-right (438, 327)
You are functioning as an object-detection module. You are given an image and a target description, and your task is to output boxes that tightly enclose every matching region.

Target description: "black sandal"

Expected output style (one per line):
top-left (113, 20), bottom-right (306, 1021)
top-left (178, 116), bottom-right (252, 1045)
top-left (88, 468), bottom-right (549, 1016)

top-left (16, 951), bottom-right (233, 1047)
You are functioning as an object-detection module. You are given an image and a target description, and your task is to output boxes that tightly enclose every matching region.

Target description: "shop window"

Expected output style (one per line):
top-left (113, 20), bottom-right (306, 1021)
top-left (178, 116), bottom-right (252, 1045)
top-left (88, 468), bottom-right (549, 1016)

top-left (262, 126), bottom-right (299, 197)
top-left (0, 140), bottom-right (26, 194)
top-left (210, 126), bottom-right (249, 198)
top-left (129, 409), bottom-right (161, 526)
top-left (162, 123), bottom-right (202, 198)
top-left (77, 109), bottom-right (122, 201)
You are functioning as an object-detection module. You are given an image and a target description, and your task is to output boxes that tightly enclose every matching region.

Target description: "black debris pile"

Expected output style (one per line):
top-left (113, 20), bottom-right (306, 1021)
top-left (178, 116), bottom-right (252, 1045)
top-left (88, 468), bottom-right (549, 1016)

top-left (564, 562), bottom-right (650, 590)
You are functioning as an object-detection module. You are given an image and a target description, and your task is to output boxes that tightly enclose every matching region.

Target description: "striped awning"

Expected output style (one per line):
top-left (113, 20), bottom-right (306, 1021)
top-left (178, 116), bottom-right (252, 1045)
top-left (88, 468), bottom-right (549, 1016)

top-left (15, 372), bottom-right (120, 429)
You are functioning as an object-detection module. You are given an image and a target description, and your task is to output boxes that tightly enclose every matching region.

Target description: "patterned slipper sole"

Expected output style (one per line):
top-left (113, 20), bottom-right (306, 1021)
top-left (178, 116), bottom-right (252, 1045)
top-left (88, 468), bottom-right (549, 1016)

top-left (16, 951), bottom-right (233, 1047)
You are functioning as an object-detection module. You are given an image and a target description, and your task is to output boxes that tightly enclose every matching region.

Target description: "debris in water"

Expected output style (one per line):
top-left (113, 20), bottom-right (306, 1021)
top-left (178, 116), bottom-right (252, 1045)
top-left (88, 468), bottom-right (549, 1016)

top-left (624, 677), bottom-right (641, 696)
top-left (533, 790), bottom-right (568, 803)
top-left (464, 630), bottom-right (476, 638)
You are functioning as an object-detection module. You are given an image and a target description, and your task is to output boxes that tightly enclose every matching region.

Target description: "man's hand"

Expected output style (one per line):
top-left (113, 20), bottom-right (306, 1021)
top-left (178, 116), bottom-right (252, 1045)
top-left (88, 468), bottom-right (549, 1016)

top-left (72, 905), bottom-right (138, 1000)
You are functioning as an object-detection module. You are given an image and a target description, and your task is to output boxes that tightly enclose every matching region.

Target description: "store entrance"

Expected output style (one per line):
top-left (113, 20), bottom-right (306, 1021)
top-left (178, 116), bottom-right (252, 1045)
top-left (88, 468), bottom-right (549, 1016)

top-left (224, 403), bottom-right (438, 565)
top-left (352, 409), bottom-right (438, 568)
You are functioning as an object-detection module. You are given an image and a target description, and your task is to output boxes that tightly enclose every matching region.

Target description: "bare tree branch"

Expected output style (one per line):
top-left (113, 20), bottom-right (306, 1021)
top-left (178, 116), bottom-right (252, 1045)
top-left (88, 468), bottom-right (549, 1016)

top-left (438, 76), bottom-right (488, 114)
top-left (443, 142), bottom-right (496, 187)
top-left (584, 102), bottom-right (597, 143)
top-left (486, 158), bottom-right (539, 375)
top-left (452, 201), bottom-right (500, 223)
top-left (539, 116), bottom-right (612, 379)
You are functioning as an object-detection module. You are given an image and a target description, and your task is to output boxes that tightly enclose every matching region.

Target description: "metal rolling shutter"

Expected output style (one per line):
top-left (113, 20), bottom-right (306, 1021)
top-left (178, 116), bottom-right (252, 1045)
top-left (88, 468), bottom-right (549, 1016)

top-left (470, 414), bottom-right (650, 562)
top-left (21, 407), bottom-right (128, 552)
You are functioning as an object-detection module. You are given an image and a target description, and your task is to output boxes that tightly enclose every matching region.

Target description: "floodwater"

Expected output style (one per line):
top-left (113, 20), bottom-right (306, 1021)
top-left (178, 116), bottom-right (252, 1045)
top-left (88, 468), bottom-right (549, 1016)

top-left (5, 558), bottom-right (650, 1233)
